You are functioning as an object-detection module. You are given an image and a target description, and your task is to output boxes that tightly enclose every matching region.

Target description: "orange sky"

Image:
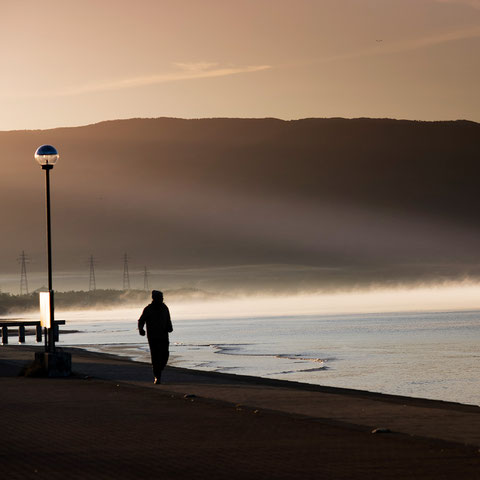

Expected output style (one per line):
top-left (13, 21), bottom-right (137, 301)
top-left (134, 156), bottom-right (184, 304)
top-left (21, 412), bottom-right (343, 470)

top-left (1, 0), bottom-right (479, 130)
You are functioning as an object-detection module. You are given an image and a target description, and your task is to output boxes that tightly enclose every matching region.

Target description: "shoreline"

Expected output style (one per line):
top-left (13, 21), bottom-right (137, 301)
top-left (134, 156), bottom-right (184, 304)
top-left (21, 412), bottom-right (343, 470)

top-left (72, 345), bottom-right (480, 412)
top-left (4, 337), bottom-right (479, 408)
top-left (3, 307), bottom-right (479, 409)
top-left (73, 341), bottom-right (480, 408)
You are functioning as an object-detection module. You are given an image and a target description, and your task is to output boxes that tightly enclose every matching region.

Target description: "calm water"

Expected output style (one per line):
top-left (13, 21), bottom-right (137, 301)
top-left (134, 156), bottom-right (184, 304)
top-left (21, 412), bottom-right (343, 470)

top-left (31, 306), bottom-right (479, 407)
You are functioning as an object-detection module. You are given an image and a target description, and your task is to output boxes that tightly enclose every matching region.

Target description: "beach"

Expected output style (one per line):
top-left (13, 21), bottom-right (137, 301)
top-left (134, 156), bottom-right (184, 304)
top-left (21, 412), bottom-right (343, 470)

top-left (1, 344), bottom-right (479, 479)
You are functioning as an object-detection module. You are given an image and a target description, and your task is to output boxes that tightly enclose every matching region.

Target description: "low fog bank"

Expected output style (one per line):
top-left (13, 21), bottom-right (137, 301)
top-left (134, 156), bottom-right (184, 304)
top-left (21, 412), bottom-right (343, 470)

top-left (168, 282), bottom-right (480, 319)
top-left (149, 263), bottom-right (480, 296)
top-left (3, 265), bottom-right (480, 317)
top-left (4, 262), bottom-right (480, 297)
top-left (0, 288), bottom-right (219, 316)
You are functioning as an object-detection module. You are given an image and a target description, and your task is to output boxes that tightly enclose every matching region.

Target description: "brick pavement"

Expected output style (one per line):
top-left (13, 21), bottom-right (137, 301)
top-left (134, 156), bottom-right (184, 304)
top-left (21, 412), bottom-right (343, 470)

top-left (0, 345), bottom-right (479, 479)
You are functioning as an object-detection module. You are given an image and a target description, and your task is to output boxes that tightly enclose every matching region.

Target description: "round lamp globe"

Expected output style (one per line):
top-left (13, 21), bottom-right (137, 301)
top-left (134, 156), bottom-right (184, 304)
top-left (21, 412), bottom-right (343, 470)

top-left (35, 145), bottom-right (59, 166)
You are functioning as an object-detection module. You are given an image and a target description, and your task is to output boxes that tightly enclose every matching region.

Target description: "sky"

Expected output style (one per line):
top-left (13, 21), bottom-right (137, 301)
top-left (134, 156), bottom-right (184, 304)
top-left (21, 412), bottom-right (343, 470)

top-left (0, 0), bottom-right (479, 131)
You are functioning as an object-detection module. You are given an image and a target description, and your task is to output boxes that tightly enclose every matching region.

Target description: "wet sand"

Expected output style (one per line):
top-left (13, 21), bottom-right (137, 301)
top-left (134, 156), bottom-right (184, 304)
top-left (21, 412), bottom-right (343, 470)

top-left (0, 345), bottom-right (479, 479)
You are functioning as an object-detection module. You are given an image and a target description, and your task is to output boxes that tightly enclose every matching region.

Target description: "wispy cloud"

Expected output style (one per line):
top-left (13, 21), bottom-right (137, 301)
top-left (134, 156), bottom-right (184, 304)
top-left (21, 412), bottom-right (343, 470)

top-left (59, 63), bottom-right (271, 97)
top-left (173, 62), bottom-right (221, 72)
top-left (8, 63), bottom-right (271, 99)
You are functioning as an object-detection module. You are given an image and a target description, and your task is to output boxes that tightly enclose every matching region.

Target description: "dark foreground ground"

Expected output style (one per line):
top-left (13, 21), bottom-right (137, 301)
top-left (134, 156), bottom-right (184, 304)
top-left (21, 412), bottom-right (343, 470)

top-left (0, 345), bottom-right (479, 480)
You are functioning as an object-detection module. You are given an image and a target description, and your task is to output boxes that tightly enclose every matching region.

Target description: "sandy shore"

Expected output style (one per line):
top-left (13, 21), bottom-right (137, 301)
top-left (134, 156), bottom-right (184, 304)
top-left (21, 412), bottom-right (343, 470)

top-left (0, 345), bottom-right (479, 479)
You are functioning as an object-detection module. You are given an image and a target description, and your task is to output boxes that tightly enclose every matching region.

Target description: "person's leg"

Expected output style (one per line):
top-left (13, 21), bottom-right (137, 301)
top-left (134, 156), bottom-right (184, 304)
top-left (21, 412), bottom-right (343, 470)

top-left (158, 346), bottom-right (169, 371)
top-left (148, 339), bottom-right (163, 382)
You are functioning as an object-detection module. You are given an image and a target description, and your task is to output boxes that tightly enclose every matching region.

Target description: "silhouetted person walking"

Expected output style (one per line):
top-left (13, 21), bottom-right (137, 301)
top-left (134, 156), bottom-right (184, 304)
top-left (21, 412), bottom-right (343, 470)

top-left (138, 290), bottom-right (173, 384)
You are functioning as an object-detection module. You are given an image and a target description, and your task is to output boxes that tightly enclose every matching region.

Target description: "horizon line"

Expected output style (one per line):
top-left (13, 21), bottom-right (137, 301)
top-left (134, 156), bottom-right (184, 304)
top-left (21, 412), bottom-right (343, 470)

top-left (1, 115), bottom-right (478, 133)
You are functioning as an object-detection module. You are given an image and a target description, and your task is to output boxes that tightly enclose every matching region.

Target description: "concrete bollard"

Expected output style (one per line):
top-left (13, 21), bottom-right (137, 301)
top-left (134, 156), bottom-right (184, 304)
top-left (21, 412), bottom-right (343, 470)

top-left (34, 351), bottom-right (72, 377)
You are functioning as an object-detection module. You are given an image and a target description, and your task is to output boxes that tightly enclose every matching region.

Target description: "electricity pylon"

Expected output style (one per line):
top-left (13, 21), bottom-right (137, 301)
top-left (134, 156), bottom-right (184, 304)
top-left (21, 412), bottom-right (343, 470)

top-left (18, 251), bottom-right (29, 295)
top-left (123, 253), bottom-right (131, 290)
top-left (143, 266), bottom-right (150, 291)
top-left (88, 255), bottom-right (97, 291)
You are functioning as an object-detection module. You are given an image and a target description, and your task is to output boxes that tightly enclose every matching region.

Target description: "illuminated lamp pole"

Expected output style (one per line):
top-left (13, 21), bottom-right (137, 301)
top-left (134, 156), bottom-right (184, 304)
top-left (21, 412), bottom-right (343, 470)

top-left (35, 144), bottom-right (59, 353)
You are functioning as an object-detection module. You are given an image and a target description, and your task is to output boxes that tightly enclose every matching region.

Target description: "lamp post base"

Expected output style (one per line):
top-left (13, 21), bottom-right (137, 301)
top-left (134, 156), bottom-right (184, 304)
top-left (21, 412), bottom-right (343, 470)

top-left (33, 351), bottom-right (72, 377)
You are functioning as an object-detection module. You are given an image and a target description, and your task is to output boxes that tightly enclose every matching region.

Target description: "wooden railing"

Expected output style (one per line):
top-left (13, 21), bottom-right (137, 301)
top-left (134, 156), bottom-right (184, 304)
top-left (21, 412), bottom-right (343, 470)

top-left (0, 320), bottom-right (65, 345)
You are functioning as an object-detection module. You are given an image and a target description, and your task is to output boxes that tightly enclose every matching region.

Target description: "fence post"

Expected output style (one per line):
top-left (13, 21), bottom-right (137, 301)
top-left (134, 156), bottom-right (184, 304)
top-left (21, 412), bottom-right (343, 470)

top-left (36, 324), bottom-right (43, 343)
top-left (18, 325), bottom-right (25, 344)
top-left (1, 326), bottom-right (8, 345)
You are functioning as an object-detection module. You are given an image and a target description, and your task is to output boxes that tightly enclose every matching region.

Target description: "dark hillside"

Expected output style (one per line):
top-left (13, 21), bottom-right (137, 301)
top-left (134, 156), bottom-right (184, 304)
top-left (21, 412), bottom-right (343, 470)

top-left (1, 117), bottom-right (479, 289)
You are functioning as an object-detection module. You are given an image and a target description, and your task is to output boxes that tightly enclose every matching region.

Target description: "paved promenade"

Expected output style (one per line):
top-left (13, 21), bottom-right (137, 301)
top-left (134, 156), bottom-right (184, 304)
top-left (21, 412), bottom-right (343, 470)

top-left (1, 345), bottom-right (479, 479)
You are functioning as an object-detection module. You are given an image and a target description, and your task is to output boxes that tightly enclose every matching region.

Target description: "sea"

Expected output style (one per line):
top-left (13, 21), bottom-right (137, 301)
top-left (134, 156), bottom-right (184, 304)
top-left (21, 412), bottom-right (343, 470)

top-left (12, 296), bottom-right (478, 407)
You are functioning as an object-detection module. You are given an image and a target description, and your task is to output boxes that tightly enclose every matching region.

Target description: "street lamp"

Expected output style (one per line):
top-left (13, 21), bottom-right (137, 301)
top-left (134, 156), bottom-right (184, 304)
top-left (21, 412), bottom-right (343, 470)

top-left (35, 144), bottom-right (59, 353)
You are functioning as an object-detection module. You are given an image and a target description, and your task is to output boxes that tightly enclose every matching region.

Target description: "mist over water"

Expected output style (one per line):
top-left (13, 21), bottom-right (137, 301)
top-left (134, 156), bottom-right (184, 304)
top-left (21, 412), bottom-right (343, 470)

top-left (167, 282), bottom-right (480, 317)
top-left (4, 261), bottom-right (480, 301)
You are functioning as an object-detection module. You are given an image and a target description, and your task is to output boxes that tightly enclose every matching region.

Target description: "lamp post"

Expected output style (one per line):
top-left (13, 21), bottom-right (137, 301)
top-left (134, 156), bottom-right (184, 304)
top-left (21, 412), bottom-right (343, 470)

top-left (35, 145), bottom-right (59, 353)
